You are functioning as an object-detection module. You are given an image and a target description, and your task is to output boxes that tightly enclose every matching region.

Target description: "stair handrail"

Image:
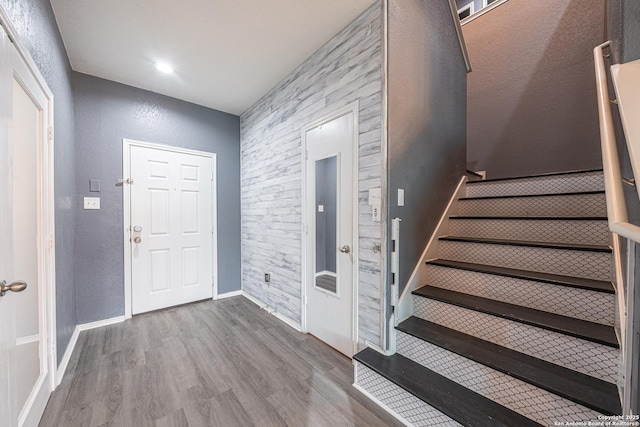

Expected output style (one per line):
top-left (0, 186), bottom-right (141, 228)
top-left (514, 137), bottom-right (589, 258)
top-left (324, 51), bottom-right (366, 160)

top-left (594, 41), bottom-right (640, 243)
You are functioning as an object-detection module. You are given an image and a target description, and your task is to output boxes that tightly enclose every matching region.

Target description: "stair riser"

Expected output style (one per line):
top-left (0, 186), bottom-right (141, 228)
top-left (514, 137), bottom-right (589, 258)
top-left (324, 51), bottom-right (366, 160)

top-left (449, 219), bottom-right (610, 246)
top-left (396, 331), bottom-right (601, 425)
top-left (412, 297), bottom-right (620, 383)
top-left (438, 241), bottom-right (612, 282)
top-left (354, 362), bottom-right (462, 427)
top-left (466, 172), bottom-right (605, 198)
top-left (458, 193), bottom-right (606, 217)
top-left (425, 264), bottom-right (614, 325)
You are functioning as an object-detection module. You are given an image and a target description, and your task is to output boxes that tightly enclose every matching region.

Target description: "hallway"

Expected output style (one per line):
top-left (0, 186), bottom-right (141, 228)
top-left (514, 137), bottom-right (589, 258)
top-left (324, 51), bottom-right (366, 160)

top-left (40, 297), bottom-right (401, 426)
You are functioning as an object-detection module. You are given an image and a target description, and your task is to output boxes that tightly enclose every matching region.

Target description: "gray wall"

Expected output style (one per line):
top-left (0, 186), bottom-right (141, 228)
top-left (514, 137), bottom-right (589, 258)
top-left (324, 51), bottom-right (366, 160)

top-left (72, 72), bottom-right (241, 323)
top-left (387, 0), bottom-right (468, 295)
top-left (464, 0), bottom-right (605, 179)
top-left (241, 2), bottom-right (385, 346)
top-left (0, 0), bottom-right (77, 362)
top-left (315, 156), bottom-right (337, 274)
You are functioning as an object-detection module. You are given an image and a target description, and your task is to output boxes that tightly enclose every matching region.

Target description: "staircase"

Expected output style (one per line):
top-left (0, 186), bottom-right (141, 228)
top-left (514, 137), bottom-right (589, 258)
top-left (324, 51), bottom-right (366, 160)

top-left (354, 169), bottom-right (622, 426)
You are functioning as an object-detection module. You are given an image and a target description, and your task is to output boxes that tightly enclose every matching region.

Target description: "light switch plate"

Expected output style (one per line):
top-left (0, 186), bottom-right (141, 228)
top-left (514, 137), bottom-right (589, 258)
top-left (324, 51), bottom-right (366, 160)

top-left (398, 189), bottom-right (405, 206)
top-left (84, 197), bottom-right (100, 210)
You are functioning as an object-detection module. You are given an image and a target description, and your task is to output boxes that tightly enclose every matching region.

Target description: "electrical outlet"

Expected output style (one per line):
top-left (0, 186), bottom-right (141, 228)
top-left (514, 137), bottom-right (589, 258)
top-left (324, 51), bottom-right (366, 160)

top-left (264, 273), bottom-right (270, 282)
top-left (83, 197), bottom-right (100, 210)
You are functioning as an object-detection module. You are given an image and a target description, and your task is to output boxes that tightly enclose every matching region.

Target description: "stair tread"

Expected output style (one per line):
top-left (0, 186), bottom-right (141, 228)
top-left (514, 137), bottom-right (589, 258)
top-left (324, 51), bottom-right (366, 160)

top-left (354, 347), bottom-right (543, 427)
top-left (397, 317), bottom-right (621, 415)
top-left (427, 259), bottom-right (615, 294)
top-left (466, 168), bottom-right (603, 184)
top-left (439, 236), bottom-right (611, 252)
top-left (412, 286), bottom-right (619, 347)
top-left (451, 216), bottom-right (608, 220)
top-left (460, 190), bottom-right (605, 201)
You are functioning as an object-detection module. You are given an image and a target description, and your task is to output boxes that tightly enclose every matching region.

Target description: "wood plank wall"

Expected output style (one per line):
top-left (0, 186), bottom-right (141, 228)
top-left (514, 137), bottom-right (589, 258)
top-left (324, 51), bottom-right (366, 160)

top-left (240, 1), bottom-right (385, 347)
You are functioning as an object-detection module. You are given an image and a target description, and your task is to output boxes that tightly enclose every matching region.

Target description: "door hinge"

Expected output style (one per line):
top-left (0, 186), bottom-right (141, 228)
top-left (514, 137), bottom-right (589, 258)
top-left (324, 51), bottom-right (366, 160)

top-left (47, 126), bottom-right (53, 142)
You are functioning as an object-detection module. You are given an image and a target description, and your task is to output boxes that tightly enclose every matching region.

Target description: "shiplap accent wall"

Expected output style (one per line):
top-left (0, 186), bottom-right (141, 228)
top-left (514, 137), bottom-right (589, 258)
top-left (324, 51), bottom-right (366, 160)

top-left (240, 1), bottom-right (385, 347)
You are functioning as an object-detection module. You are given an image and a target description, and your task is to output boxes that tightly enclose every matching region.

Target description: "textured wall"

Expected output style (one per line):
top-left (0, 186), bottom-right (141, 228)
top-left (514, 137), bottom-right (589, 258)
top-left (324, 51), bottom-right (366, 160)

top-left (72, 72), bottom-right (241, 323)
top-left (0, 0), bottom-right (77, 362)
top-left (240, 2), bottom-right (385, 346)
top-left (464, 0), bottom-right (605, 179)
top-left (387, 0), bottom-right (467, 295)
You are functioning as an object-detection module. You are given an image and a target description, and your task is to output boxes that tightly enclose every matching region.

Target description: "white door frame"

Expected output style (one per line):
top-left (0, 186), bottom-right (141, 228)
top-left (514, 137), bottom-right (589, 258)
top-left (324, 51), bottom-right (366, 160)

top-left (0, 5), bottom-right (57, 423)
top-left (122, 139), bottom-right (218, 319)
top-left (301, 101), bottom-right (359, 356)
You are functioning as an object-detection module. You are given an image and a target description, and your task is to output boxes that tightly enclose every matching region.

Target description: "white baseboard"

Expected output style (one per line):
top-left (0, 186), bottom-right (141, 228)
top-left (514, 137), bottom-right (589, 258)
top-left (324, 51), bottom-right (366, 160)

top-left (77, 315), bottom-right (126, 332)
top-left (352, 382), bottom-right (412, 426)
top-left (55, 326), bottom-right (80, 386)
top-left (55, 315), bottom-right (126, 386)
top-left (241, 291), bottom-right (303, 332)
top-left (216, 290), bottom-right (242, 300)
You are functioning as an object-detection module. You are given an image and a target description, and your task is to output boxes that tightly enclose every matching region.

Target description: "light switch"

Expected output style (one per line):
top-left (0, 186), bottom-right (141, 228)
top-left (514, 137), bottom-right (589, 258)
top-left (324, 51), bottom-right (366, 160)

top-left (318, 204), bottom-right (324, 212)
top-left (84, 197), bottom-right (100, 210)
top-left (398, 189), bottom-right (405, 207)
top-left (89, 179), bottom-right (101, 192)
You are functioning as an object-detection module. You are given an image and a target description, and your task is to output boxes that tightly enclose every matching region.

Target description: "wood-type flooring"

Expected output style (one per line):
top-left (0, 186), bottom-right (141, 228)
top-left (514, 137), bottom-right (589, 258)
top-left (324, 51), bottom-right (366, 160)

top-left (39, 296), bottom-right (402, 427)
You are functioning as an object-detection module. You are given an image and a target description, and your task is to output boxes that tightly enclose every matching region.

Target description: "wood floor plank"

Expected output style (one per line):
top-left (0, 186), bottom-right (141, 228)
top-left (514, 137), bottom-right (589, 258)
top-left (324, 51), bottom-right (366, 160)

top-left (40, 296), bottom-right (402, 427)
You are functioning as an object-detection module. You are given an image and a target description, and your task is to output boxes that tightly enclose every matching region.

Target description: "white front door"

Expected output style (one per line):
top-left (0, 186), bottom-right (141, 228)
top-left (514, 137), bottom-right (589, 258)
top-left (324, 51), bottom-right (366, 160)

top-left (0, 23), bottom-right (55, 427)
top-left (128, 143), bottom-right (216, 315)
top-left (304, 107), bottom-right (357, 357)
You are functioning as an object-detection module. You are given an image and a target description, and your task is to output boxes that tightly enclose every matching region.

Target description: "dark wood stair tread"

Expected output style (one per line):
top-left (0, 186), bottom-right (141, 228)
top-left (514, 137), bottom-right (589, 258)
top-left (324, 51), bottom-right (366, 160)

top-left (397, 317), bottom-right (621, 415)
top-left (439, 236), bottom-right (611, 252)
top-left (412, 286), bottom-right (619, 347)
top-left (427, 259), bottom-right (615, 294)
top-left (450, 216), bottom-right (608, 220)
top-left (460, 190), bottom-right (605, 201)
top-left (465, 168), bottom-right (603, 184)
top-left (354, 347), bottom-right (543, 427)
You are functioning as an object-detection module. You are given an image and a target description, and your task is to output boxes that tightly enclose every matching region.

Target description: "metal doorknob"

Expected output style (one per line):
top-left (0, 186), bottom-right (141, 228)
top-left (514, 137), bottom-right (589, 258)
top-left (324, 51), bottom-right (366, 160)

top-left (133, 237), bottom-right (142, 243)
top-left (340, 245), bottom-right (351, 254)
top-left (0, 280), bottom-right (27, 297)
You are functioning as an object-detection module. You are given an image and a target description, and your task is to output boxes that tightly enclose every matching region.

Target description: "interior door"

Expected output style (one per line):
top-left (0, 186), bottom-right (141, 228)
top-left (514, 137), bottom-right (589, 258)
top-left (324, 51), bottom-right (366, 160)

top-left (305, 110), bottom-right (356, 357)
top-left (0, 23), bottom-right (54, 427)
top-left (129, 144), bottom-right (215, 314)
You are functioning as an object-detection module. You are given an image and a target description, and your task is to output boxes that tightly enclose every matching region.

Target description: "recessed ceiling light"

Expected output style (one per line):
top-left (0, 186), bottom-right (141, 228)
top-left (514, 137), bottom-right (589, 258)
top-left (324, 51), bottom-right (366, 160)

top-left (155, 62), bottom-right (173, 74)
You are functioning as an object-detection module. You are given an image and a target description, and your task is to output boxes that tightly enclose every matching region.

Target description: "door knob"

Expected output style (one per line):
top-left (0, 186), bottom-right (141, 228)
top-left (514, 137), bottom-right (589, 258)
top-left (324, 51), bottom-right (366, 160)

top-left (340, 245), bottom-right (351, 254)
top-left (0, 280), bottom-right (27, 297)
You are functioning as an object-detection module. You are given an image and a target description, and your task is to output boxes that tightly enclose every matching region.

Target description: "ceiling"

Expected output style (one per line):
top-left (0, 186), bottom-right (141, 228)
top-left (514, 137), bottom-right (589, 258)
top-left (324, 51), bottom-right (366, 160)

top-left (50, 0), bottom-right (377, 116)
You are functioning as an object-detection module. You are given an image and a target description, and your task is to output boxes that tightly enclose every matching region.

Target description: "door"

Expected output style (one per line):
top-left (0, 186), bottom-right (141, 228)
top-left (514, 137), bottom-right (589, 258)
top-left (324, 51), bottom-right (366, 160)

top-left (129, 143), bottom-right (215, 315)
top-left (304, 108), bottom-right (357, 357)
top-left (0, 23), bottom-right (55, 427)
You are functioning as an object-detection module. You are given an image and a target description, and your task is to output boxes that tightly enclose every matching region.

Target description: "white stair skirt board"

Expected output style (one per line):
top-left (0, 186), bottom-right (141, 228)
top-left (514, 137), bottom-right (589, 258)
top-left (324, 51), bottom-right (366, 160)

top-left (458, 192), bottom-right (607, 217)
top-left (424, 264), bottom-right (615, 325)
top-left (396, 176), bottom-right (467, 325)
top-left (241, 291), bottom-right (302, 332)
top-left (413, 297), bottom-right (619, 383)
top-left (448, 218), bottom-right (610, 246)
top-left (354, 362), bottom-right (460, 427)
top-left (437, 240), bottom-right (612, 282)
top-left (55, 315), bottom-right (126, 386)
top-left (396, 331), bottom-right (602, 425)
top-left (465, 171), bottom-right (605, 198)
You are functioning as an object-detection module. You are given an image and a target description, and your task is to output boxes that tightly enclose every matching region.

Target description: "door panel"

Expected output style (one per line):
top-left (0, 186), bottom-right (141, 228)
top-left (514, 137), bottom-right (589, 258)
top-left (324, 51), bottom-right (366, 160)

top-left (305, 111), bottom-right (356, 357)
top-left (0, 24), bottom-right (54, 427)
top-left (130, 145), bottom-right (214, 314)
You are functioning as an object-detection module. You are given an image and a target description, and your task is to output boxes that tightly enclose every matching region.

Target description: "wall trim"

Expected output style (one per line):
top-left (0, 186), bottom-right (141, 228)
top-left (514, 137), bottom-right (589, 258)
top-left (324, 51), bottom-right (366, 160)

top-left (395, 176), bottom-right (466, 325)
top-left (216, 290), bottom-right (242, 300)
top-left (241, 291), bottom-right (303, 332)
top-left (56, 315), bottom-right (126, 386)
